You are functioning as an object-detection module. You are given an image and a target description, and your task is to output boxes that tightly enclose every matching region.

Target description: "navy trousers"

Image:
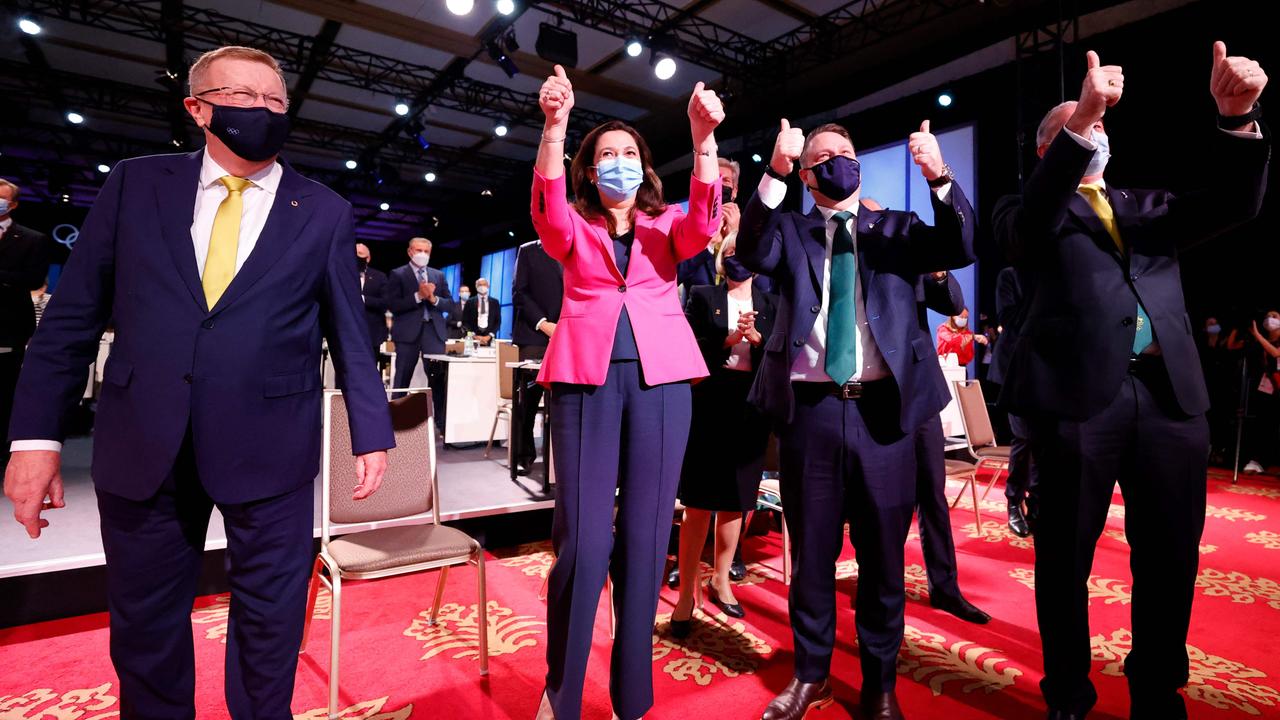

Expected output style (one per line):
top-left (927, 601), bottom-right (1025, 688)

top-left (1005, 413), bottom-right (1039, 507)
top-left (393, 321), bottom-right (446, 419)
top-left (96, 431), bottom-right (314, 720)
top-left (780, 381), bottom-right (916, 696)
top-left (913, 414), bottom-right (963, 602)
top-left (1030, 363), bottom-right (1208, 717)
top-left (545, 361), bottom-right (692, 720)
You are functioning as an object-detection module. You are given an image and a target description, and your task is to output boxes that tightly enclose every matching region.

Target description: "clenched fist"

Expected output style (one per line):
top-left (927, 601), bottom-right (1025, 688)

top-left (771, 118), bottom-right (804, 177)
top-left (539, 64), bottom-right (574, 131)
top-left (1211, 41), bottom-right (1267, 123)
top-left (1068, 51), bottom-right (1123, 136)
top-left (688, 81), bottom-right (725, 149)
top-left (908, 120), bottom-right (945, 181)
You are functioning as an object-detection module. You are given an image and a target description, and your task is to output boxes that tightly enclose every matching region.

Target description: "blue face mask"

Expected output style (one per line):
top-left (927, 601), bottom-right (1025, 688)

top-left (0, 199), bottom-right (10, 216)
top-left (1206, 324), bottom-right (1222, 335)
top-left (594, 157), bottom-right (644, 202)
top-left (1085, 130), bottom-right (1111, 177)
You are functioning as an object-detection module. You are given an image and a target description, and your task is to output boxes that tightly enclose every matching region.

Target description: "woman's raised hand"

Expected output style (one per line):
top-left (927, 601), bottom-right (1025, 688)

top-left (540, 64), bottom-right (574, 130)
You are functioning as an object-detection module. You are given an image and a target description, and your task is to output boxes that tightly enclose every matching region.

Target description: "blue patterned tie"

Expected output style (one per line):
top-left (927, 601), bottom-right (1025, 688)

top-left (825, 210), bottom-right (857, 384)
top-left (417, 266), bottom-right (430, 321)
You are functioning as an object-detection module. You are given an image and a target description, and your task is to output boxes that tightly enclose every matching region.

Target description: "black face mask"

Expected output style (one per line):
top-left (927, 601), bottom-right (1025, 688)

top-left (356, 258), bottom-right (368, 271)
top-left (201, 101), bottom-right (291, 162)
top-left (721, 185), bottom-right (735, 205)
top-left (721, 254), bottom-right (753, 282)
top-left (803, 155), bottom-right (861, 202)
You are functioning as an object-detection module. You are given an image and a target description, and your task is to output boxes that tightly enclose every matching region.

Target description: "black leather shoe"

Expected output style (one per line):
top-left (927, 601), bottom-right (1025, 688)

top-left (761, 678), bottom-right (833, 720)
top-left (1046, 711), bottom-right (1085, 720)
top-left (1009, 504), bottom-right (1032, 537)
top-left (515, 462), bottom-right (533, 476)
top-left (930, 594), bottom-right (991, 624)
top-left (708, 584), bottom-right (745, 619)
top-left (669, 616), bottom-right (692, 639)
top-left (860, 691), bottom-right (905, 720)
top-left (666, 566), bottom-right (680, 589)
top-left (730, 558), bottom-right (747, 582)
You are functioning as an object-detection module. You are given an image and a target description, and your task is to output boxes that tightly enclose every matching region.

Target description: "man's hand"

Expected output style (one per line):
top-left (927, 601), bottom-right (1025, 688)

top-left (771, 118), bottom-right (804, 177)
top-left (1211, 41), bottom-right (1267, 123)
top-left (930, 271), bottom-right (948, 282)
top-left (539, 64), bottom-right (574, 131)
top-left (539, 320), bottom-right (557, 338)
top-left (720, 202), bottom-right (740, 236)
top-left (908, 120), bottom-right (945, 181)
top-left (478, 334), bottom-right (493, 346)
top-left (4, 451), bottom-right (64, 539)
top-left (737, 310), bottom-right (762, 344)
top-left (688, 81), bottom-right (725, 150)
top-left (420, 281), bottom-right (436, 303)
top-left (352, 450), bottom-right (388, 500)
top-left (974, 334), bottom-right (990, 346)
top-left (1068, 51), bottom-right (1123, 136)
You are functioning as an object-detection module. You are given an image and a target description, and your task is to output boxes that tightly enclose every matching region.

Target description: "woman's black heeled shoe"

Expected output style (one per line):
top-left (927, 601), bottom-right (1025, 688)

top-left (669, 616), bottom-right (693, 639)
top-left (708, 583), bottom-right (745, 619)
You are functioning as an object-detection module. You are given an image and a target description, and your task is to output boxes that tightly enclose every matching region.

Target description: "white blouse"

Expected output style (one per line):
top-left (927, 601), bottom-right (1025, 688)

top-left (725, 292), bottom-right (753, 372)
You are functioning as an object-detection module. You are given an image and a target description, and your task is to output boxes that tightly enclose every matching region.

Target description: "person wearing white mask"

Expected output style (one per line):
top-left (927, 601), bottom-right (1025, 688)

top-left (935, 307), bottom-right (986, 366)
top-left (386, 236), bottom-right (454, 406)
top-left (1243, 310), bottom-right (1280, 473)
top-left (462, 277), bottom-right (501, 346)
top-left (448, 285), bottom-right (471, 340)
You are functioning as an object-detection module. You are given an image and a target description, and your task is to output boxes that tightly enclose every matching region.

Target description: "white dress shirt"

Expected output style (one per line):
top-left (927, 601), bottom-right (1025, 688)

top-left (757, 175), bottom-right (951, 383)
top-left (0, 217), bottom-right (13, 239)
top-left (12, 150), bottom-right (282, 454)
top-left (477, 294), bottom-right (490, 331)
top-left (724, 291), bottom-right (753, 372)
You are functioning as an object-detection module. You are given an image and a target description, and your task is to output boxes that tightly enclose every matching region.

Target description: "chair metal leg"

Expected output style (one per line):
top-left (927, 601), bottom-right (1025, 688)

top-left (606, 574), bottom-right (616, 640)
top-left (949, 473), bottom-right (971, 508)
top-left (485, 409), bottom-right (501, 458)
top-left (969, 470), bottom-right (982, 536)
top-left (428, 565), bottom-right (451, 625)
top-left (328, 571), bottom-right (342, 720)
top-left (980, 461), bottom-right (1006, 500)
top-left (781, 515), bottom-right (792, 586)
top-left (300, 556), bottom-right (324, 654)
top-left (475, 553), bottom-right (490, 676)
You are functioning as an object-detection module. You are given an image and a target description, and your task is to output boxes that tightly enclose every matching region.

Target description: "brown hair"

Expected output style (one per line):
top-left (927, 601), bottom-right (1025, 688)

top-left (0, 178), bottom-right (19, 200)
top-left (802, 123), bottom-right (853, 166)
top-left (189, 46), bottom-right (287, 98)
top-left (571, 120), bottom-right (665, 236)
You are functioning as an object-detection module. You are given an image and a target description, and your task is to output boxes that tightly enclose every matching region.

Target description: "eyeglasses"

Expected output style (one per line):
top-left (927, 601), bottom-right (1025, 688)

top-left (195, 86), bottom-right (288, 113)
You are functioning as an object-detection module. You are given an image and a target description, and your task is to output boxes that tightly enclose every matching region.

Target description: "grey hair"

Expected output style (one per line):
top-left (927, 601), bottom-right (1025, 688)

top-left (717, 157), bottom-right (741, 186)
top-left (0, 178), bottom-right (19, 200)
top-left (1036, 101), bottom-right (1077, 147)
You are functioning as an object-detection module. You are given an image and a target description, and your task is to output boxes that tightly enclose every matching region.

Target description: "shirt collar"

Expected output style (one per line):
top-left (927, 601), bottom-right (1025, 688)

top-left (1079, 178), bottom-right (1107, 191)
top-left (0, 217), bottom-right (12, 234)
top-left (815, 203), bottom-right (859, 223)
top-left (200, 149), bottom-right (282, 195)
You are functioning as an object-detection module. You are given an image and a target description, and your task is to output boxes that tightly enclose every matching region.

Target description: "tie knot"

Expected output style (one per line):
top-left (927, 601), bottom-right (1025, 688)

top-left (220, 175), bottom-right (252, 194)
top-left (1079, 182), bottom-right (1104, 197)
top-left (832, 210), bottom-right (854, 224)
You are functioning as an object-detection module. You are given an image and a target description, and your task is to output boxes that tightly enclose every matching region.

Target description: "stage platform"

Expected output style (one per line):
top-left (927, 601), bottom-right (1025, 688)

top-left (0, 437), bottom-right (554, 581)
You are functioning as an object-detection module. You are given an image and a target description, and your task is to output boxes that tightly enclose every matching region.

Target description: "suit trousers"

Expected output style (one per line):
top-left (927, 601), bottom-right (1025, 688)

top-left (516, 345), bottom-right (547, 466)
top-left (913, 414), bottom-right (962, 602)
top-left (1030, 361), bottom-right (1208, 717)
top-left (393, 320), bottom-right (446, 419)
top-left (96, 430), bottom-right (314, 720)
top-left (1005, 413), bottom-right (1039, 507)
top-left (780, 381), bottom-right (916, 695)
top-left (545, 361), bottom-right (691, 720)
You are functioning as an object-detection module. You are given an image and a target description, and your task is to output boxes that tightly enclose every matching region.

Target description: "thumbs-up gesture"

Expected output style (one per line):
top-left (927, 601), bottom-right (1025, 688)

top-left (909, 120), bottom-right (945, 181)
top-left (1211, 41), bottom-right (1267, 121)
top-left (1071, 50), bottom-right (1123, 134)
top-left (771, 118), bottom-right (804, 177)
top-left (539, 64), bottom-right (575, 130)
top-left (688, 81), bottom-right (725, 149)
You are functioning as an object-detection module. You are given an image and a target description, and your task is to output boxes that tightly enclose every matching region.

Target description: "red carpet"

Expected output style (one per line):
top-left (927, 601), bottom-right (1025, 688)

top-left (3, 470), bottom-right (1280, 719)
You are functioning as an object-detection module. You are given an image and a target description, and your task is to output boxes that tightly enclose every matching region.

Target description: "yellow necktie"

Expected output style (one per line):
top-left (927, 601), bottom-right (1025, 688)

top-left (203, 175), bottom-right (252, 308)
top-left (1078, 183), bottom-right (1123, 253)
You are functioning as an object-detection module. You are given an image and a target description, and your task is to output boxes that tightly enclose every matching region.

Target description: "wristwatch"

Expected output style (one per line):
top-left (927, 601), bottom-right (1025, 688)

top-left (927, 164), bottom-right (955, 189)
top-left (1218, 101), bottom-right (1262, 130)
top-left (763, 163), bottom-right (789, 181)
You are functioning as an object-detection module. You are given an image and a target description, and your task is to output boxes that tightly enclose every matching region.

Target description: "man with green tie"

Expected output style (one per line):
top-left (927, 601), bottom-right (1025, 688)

top-left (996, 44), bottom-right (1269, 720)
top-left (737, 119), bottom-right (975, 720)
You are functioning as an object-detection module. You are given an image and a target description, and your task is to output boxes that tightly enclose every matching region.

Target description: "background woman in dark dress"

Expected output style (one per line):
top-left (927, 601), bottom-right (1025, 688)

top-left (671, 237), bottom-right (776, 635)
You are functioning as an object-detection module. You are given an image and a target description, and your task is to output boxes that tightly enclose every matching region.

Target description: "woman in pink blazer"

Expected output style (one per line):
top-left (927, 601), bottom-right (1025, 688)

top-left (532, 65), bottom-right (723, 720)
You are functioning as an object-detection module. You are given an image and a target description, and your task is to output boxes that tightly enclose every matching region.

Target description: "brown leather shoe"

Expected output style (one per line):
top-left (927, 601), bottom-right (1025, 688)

top-left (860, 690), bottom-right (904, 720)
top-left (761, 677), bottom-right (834, 720)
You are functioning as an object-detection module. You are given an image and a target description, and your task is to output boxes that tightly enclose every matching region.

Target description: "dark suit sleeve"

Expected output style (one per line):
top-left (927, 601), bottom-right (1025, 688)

top-left (686, 286), bottom-right (728, 367)
top-left (1148, 129), bottom-right (1270, 251)
top-left (513, 246), bottom-right (546, 332)
top-left (363, 272), bottom-right (388, 313)
top-left (1000, 130), bottom-right (1095, 263)
top-left (0, 230), bottom-right (49, 290)
top-left (994, 267), bottom-right (1022, 330)
top-left (321, 208), bottom-right (394, 454)
top-left (9, 167), bottom-right (123, 442)
top-left (492, 300), bottom-right (502, 336)
top-left (385, 269), bottom-right (419, 314)
top-left (923, 272), bottom-right (964, 316)
top-left (903, 183), bottom-right (977, 272)
top-left (737, 189), bottom-right (786, 276)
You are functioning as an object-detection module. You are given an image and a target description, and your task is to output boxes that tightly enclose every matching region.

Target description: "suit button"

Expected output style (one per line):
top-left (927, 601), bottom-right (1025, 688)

top-left (183, 374), bottom-right (193, 384)
top-left (1122, 317), bottom-right (1133, 327)
top-left (1130, 274), bottom-right (1138, 281)
top-left (810, 305), bottom-right (820, 313)
top-left (618, 285), bottom-right (626, 293)
top-left (793, 339), bottom-right (803, 347)
top-left (201, 320), bottom-right (214, 330)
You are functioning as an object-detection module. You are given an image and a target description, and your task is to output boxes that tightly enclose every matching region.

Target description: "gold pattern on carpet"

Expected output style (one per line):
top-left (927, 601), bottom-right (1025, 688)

top-left (1224, 484), bottom-right (1280, 500)
top-left (404, 601), bottom-right (542, 662)
top-left (895, 625), bottom-right (1022, 695)
top-left (652, 612), bottom-right (773, 685)
top-left (960, 521), bottom-right (1034, 550)
top-left (1205, 505), bottom-right (1267, 522)
top-left (1092, 628), bottom-right (1280, 716)
top-left (1102, 529), bottom-right (1217, 554)
top-left (1196, 568), bottom-right (1280, 610)
top-left (1006, 569), bottom-right (1131, 605)
top-left (0, 683), bottom-right (118, 719)
top-left (292, 696), bottom-right (414, 719)
top-left (499, 543), bottom-right (555, 579)
top-left (192, 591), bottom-right (331, 644)
top-left (1246, 530), bottom-right (1280, 550)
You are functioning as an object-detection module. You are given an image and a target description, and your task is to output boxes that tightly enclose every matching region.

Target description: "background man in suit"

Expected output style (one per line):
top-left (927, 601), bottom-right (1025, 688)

top-left (355, 243), bottom-right (389, 359)
top-left (448, 284), bottom-right (470, 340)
top-left (461, 276), bottom-right (501, 345)
top-left (386, 237), bottom-right (453, 413)
top-left (738, 117), bottom-right (974, 720)
top-left (0, 178), bottom-right (50, 471)
top-left (3, 46), bottom-right (393, 719)
top-left (997, 45), bottom-right (1268, 720)
top-left (989, 265), bottom-right (1037, 537)
top-left (511, 239), bottom-right (562, 475)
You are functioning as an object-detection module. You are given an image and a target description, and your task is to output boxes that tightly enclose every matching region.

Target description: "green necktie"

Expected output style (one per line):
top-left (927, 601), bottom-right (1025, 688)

top-left (825, 210), bottom-right (857, 384)
top-left (1078, 184), bottom-right (1153, 354)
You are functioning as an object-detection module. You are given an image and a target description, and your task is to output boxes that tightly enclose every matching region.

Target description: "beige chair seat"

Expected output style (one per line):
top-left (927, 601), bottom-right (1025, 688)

top-left (328, 524), bottom-right (479, 575)
top-left (974, 446), bottom-right (1011, 459)
top-left (945, 459), bottom-right (976, 475)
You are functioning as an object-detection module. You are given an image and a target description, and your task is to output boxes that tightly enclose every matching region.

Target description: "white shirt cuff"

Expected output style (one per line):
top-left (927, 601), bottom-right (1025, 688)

top-left (1063, 126), bottom-right (1098, 149)
top-left (11, 440), bottom-right (63, 453)
top-left (757, 175), bottom-right (788, 210)
top-left (933, 183), bottom-right (953, 203)
top-left (1223, 125), bottom-right (1263, 139)
top-left (536, 317), bottom-right (548, 330)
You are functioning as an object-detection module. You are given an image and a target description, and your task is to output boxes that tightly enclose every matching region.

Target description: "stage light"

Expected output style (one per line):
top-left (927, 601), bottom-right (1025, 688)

top-left (751, 153), bottom-right (762, 163)
top-left (654, 56), bottom-right (677, 81)
top-left (508, 230), bottom-right (515, 237)
top-left (379, 202), bottom-right (391, 211)
top-left (937, 92), bottom-right (953, 108)
top-left (394, 101), bottom-right (410, 116)
top-left (536, 22), bottom-right (578, 68)
top-left (18, 18), bottom-right (41, 35)
top-left (486, 32), bottom-right (520, 78)
top-left (496, 0), bottom-right (516, 15)
top-left (446, 0), bottom-right (474, 15)
top-left (345, 159), bottom-right (358, 170)
top-left (97, 164), bottom-right (111, 173)
top-left (65, 111), bottom-right (85, 125)
top-left (424, 172), bottom-right (437, 182)
top-left (494, 123), bottom-right (509, 137)
top-left (481, 189), bottom-right (493, 196)
top-left (625, 39), bottom-right (644, 58)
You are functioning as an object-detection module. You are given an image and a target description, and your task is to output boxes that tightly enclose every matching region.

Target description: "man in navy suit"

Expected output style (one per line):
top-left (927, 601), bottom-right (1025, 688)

top-left (3, 46), bottom-right (393, 719)
top-left (997, 45), bottom-right (1268, 720)
top-left (989, 265), bottom-right (1037, 538)
top-left (460, 276), bottom-right (502, 345)
top-left (355, 243), bottom-right (390, 358)
top-left (386, 237), bottom-right (453, 411)
top-left (738, 118), bottom-right (974, 720)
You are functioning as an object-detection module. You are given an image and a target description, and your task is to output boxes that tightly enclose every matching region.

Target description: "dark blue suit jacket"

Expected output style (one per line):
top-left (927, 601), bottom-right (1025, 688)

top-left (997, 128), bottom-right (1270, 420)
top-left (736, 185), bottom-right (976, 431)
top-left (386, 264), bottom-right (454, 347)
top-left (361, 266), bottom-right (390, 348)
top-left (9, 150), bottom-right (395, 503)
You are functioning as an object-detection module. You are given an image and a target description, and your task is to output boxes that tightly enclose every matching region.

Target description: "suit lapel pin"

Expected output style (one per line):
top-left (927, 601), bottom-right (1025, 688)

top-left (291, 200), bottom-right (299, 207)
top-left (715, 308), bottom-right (721, 315)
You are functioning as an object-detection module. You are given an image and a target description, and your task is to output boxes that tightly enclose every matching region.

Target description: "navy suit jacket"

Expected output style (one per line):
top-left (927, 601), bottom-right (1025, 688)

top-left (361, 266), bottom-right (390, 348)
top-left (736, 184), bottom-right (976, 431)
top-left (461, 296), bottom-right (502, 337)
top-left (997, 128), bottom-right (1270, 420)
top-left (386, 264), bottom-right (454, 345)
top-left (511, 240), bottom-right (563, 349)
top-left (987, 265), bottom-right (1028, 388)
top-left (9, 150), bottom-right (395, 503)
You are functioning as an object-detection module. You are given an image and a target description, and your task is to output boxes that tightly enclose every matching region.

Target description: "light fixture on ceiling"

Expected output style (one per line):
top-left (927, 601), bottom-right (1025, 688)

top-left (97, 163), bottom-right (111, 173)
top-left (751, 153), bottom-right (762, 163)
top-left (625, 38), bottom-right (644, 58)
top-left (481, 189), bottom-right (493, 196)
top-left (18, 18), bottom-right (42, 35)
top-left (937, 92), bottom-right (954, 108)
top-left (508, 230), bottom-right (515, 237)
top-left (446, 0), bottom-right (474, 16)
top-left (496, 0), bottom-right (516, 15)
top-left (424, 172), bottom-right (437, 182)
top-left (65, 111), bottom-right (85, 125)
top-left (653, 55), bottom-right (677, 81)
top-left (394, 100), bottom-right (410, 116)
top-left (536, 22), bottom-right (578, 68)
top-left (345, 159), bottom-right (359, 170)
top-left (494, 123), bottom-right (509, 137)
top-left (486, 27), bottom-right (520, 78)
top-left (379, 202), bottom-right (391, 211)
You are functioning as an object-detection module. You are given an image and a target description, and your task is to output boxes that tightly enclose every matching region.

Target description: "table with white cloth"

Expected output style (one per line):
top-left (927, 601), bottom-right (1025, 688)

top-left (424, 352), bottom-right (508, 445)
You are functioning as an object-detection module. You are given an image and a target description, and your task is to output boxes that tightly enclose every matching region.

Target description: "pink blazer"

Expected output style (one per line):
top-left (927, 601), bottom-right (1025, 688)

top-left (530, 170), bottom-right (722, 387)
